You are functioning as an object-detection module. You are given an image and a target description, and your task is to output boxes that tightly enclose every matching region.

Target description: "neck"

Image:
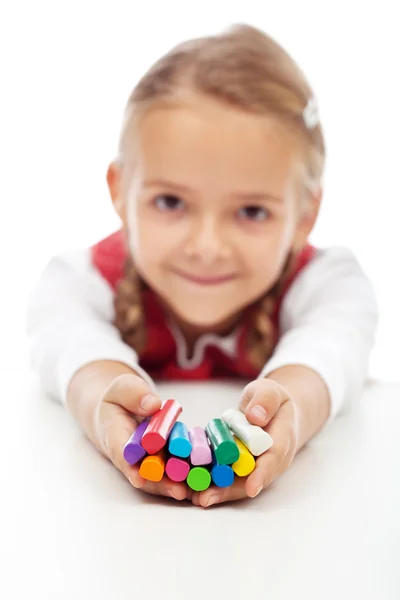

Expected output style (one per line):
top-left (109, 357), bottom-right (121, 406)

top-left (164, 305), bottom-right (243, 356)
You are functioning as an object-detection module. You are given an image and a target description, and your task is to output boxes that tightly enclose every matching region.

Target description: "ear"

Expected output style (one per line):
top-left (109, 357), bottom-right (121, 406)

top-left (106, 161), bottom-right (128, 227)
top-left (292, 187), bottom-right (322, 252)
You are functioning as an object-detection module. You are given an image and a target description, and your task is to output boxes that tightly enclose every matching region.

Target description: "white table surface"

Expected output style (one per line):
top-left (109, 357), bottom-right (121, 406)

top-left (1, 367), bottom-right (399, 600)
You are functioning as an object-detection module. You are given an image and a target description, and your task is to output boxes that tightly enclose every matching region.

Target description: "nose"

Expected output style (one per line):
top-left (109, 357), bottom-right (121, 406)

top-left (183, 215), bottom-right (230, 264)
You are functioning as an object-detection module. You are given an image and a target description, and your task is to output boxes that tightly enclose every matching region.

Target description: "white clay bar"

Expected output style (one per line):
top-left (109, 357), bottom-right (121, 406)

top-left (222, 408), bottom-right (273, 456)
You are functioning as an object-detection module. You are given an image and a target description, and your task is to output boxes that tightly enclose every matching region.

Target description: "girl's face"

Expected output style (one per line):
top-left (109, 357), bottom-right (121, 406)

top-left (110, 94), bottom-right (318, 330)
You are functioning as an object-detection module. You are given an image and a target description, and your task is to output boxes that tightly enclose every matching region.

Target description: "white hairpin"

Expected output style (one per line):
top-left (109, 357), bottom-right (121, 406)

top-left (302, 96), bottom-right (319, 129)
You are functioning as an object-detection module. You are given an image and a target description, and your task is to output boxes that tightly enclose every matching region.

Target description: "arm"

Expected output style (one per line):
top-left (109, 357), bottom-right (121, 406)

top-left (260, 246), bottom-right (379, 427)
top-left (26, 247), bottom-right (188, 500)
top-left (26, 247), bottom-right (155, 404)
top-left (193, 247), bottom-right (378, 507)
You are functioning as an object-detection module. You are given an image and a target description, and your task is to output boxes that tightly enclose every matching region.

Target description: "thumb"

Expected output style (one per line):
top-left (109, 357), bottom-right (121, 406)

top-left (103, 373), bottom-right (162, 419)
top-left (239, 378), bottom-right (290, 427)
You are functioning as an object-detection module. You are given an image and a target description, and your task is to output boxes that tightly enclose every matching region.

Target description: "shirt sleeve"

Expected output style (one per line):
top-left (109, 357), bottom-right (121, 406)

top-left (26, 247), bottom-right (156, 405)
top-left (259, 246), bottom-right (379, 423)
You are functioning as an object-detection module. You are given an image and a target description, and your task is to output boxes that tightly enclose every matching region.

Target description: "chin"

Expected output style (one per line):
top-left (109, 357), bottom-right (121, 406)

top-left (172, 304), bottom-right (239, 329)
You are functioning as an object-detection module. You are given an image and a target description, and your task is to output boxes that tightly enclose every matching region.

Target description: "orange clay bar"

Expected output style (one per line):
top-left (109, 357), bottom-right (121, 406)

top-left (139, 452), bottom-right (165, 482)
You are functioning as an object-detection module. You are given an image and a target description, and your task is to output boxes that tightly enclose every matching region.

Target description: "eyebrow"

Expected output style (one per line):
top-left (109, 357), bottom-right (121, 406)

top-left (143, 179), bottom-right (283, 203)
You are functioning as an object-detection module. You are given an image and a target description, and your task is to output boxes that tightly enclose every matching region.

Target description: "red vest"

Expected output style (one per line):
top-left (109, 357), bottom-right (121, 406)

top-left (91, 230), bottom-right (316, 381)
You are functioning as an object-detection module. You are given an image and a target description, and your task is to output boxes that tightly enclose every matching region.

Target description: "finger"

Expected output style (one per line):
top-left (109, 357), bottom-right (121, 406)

top-left (99, 401), bottom-right (147, 487)
top-left (246, 403), bottom-right (297, 497)
top-left (140, 476), bottom-right (188, 501)
top-left (103, 373), bottom-right (162, 418)
top-left (192, 478), bottom-right (248, 508)
top-left (239, 378), bottom-right (290, 427)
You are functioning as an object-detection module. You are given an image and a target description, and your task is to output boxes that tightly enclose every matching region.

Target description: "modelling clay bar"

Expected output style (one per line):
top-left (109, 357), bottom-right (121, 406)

top-left (123, 399), bottom-right (273, 491)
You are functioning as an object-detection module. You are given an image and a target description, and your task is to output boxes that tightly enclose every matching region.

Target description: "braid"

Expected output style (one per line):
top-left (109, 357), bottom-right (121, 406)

top-left (246, 252), bottom-right (295, 370)
top-left (113, 255), bottom-right (147, 354)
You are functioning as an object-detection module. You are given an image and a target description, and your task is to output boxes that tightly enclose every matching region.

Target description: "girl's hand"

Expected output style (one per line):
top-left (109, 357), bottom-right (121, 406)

top-left (95, 373), bottom-right (189, 501)
top-left (192, 378), bottom-right (299, 508)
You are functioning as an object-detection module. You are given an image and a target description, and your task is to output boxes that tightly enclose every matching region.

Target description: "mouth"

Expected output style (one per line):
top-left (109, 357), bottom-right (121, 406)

top-left (172, 267), bottom-right (237, 286)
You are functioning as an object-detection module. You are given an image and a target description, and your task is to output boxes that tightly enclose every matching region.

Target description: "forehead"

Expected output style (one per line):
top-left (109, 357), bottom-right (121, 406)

top-left (134, 95), bottom-right (299, 194)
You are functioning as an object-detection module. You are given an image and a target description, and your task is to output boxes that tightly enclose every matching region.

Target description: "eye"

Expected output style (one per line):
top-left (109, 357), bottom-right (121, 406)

top-left (238, 205), bottom-right (270, 222)
top-left (153, 195), bottom-right (185, 212)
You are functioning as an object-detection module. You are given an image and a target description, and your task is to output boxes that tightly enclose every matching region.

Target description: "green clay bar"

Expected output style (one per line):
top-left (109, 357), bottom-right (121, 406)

top-left (187, 467), bottom-right (211, 491)
top-left (205, 418), bottom-right (239, 465)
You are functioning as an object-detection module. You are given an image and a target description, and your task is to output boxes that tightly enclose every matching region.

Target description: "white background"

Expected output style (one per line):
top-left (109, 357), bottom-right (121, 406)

top-left (1, 0), bottom-right (399, 379)
top-left (0, 4), bottom-right (399, 598)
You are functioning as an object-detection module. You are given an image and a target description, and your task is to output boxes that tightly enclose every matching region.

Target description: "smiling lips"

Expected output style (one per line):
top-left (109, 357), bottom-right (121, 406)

top-left (172, 267), bottom-right (237, 286)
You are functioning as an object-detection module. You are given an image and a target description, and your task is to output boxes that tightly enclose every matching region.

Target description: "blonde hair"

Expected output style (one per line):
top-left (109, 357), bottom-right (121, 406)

top-left (113, 24), bottom-right (326, 369)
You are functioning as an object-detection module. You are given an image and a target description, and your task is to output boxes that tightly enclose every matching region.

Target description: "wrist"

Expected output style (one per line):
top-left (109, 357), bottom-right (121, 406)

top-left (265, 364), bottom-right (330, 451)
top-left (66, 360), bottom-right (137, 451)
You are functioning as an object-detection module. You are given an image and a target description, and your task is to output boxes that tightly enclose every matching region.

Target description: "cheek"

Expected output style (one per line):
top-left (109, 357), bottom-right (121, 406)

top-left (241, 225), bottom-right (292, 283)
top-left (127, 215), bottom-right (176, 272)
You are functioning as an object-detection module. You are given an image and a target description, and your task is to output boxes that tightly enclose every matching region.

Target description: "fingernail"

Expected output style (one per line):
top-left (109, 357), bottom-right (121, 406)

top-left (250, 405), bottom-right (267, 422)
top-left (128, 476), bottom-right (145, 490)
top-left (206, 495), bottom-right (219, 507)
top-left (192, 494), bottom-right (200, 507)
top-left (140, 394), bottom-right (157, 410)
top-left (168, 489), bottom-right (181, 500)
top-left (252, 485), bottom-right (263, 498)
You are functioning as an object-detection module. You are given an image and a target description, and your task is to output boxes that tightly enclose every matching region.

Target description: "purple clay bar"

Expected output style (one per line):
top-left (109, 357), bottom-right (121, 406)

top-left (123, 420), bottom-right (149, 465)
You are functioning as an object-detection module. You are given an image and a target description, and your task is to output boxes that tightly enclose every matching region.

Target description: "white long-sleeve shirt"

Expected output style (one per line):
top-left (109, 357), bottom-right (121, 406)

top-left (26, 243), bottom-right (378, 424)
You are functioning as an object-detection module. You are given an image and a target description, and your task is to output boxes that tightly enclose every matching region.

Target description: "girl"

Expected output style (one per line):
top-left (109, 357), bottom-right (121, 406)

top-left (26, 24), bottom-right (378, 508)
